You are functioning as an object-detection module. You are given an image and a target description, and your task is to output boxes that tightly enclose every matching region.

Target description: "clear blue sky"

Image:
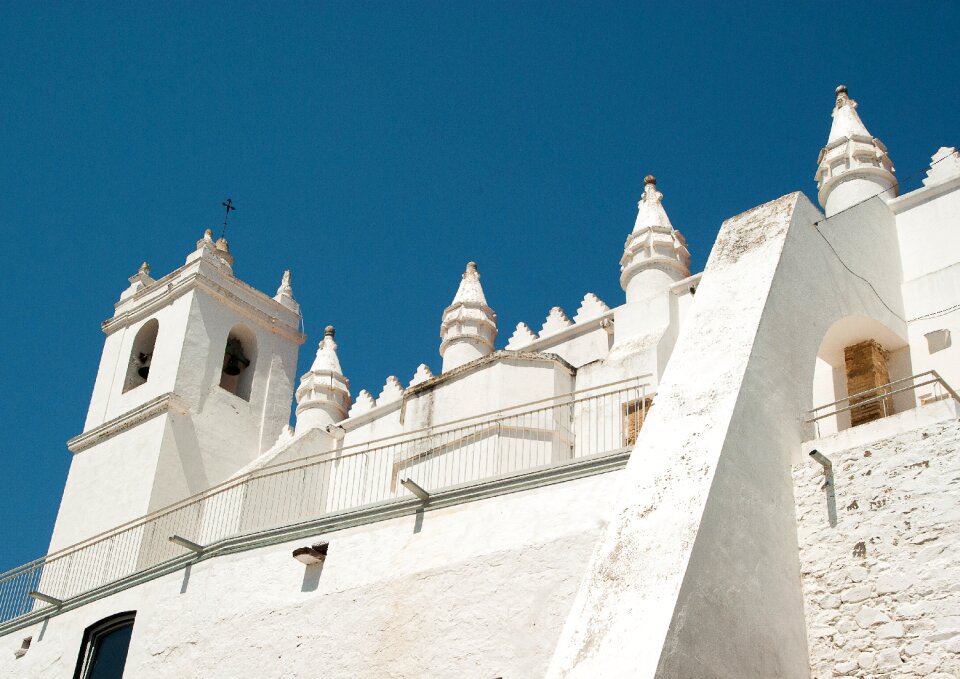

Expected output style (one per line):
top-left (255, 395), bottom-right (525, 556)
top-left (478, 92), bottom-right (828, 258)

top-left (0, 2), bottom-right (956, 571)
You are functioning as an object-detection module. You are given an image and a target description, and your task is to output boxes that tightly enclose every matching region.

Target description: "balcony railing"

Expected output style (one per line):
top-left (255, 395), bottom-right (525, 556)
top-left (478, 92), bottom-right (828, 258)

top-left (0, 379), bottom-right (649, 629)
top-left (806, 370), bottom-right (960, 438)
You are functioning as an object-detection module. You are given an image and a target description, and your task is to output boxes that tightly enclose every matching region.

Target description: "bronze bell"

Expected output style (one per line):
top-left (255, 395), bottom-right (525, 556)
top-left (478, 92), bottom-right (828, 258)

top-left (137, 352), bottom-right (152, 379)
top-left (222, 338), bottom-right (250, 376)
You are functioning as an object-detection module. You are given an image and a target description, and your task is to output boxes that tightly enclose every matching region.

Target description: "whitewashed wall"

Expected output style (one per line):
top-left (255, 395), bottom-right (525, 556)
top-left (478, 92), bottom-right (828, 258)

top-left (2, 471), bottom-right (621, 679)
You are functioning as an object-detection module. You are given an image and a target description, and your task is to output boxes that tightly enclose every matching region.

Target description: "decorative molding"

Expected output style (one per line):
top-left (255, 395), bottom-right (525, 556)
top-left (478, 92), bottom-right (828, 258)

top-left (68, 392), bottom-right (191, 454)
top-left (348, 390), bottom-right (376, 417)
top-left (505, 322), bottom-right (537, 349)
top-left (409, 364), bottom-right (434, 387)
top-left (103, 257), bottom-right (304, 344)
top-left (377, 376), bottom-right (404, 405)
top-left (540, 307), bottom-right (573, 336)
top-left (573, 293), bottom-right (611, 324)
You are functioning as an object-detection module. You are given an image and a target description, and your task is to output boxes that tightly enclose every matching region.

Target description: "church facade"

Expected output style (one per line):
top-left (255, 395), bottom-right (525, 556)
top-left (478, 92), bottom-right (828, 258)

top-left (2, 86), bottom-right (959, 678)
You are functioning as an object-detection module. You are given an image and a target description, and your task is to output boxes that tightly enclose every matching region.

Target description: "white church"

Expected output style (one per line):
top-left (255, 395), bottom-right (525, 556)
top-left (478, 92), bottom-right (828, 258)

top-left (2, 86), bottom-right (959, 678)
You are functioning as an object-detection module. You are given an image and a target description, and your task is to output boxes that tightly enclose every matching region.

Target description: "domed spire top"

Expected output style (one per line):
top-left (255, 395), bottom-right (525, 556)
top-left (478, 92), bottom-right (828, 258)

top-left (309, 326), bottom-right (342, 374)
top-left (633, 174), bottom-right (674, 233)
top-left (834, 84), bottom-right (849, 108)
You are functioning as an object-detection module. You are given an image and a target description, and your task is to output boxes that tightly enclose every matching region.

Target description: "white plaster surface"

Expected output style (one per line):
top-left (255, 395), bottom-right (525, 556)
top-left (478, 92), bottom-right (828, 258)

top-left (2, 472), bottom-right (621, 679)
top-left (794, 417), bottom-right (960, 678)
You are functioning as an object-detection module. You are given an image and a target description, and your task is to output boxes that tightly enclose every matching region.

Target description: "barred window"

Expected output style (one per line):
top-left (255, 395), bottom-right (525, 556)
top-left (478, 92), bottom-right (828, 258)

top-left (623, 398), bottom-right (653, 447)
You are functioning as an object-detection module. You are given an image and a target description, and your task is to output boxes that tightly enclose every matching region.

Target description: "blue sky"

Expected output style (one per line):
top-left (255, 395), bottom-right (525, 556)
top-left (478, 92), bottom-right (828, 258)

top-left (0, 2), bottom-right (956, 571)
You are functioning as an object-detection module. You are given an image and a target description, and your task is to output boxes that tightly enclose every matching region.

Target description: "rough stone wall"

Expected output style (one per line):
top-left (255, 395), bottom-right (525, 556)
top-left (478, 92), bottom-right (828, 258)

top-left (794, 418), bottom-right (960, 678)
top-left (843, 340), bottom-right (892, 427)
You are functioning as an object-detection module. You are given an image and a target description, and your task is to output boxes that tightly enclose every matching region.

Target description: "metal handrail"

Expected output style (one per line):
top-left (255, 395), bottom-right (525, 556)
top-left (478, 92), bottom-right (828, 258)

top-left (805, 370), bottom-right (959, 424)
top-left (0, 380), bottom-right (650, 625)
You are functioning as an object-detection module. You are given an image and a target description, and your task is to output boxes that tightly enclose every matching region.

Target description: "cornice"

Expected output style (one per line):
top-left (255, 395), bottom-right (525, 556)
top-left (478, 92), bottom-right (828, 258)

top-left (67, 392), bottom-right (191, 454)
top-left (102, 262), bottom-right (304, 345)
top-left (888, 174), bottom-right (960, 214)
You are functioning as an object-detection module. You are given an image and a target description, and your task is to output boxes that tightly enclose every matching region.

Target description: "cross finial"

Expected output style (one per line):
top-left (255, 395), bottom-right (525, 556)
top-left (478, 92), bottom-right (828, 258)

top-left (221, 198), bottom-right (236, 238)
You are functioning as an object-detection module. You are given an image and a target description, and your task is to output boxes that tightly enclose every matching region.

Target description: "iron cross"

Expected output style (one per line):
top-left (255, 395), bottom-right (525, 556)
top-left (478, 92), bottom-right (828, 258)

top-left (221, 198), bottom-right (236, 238)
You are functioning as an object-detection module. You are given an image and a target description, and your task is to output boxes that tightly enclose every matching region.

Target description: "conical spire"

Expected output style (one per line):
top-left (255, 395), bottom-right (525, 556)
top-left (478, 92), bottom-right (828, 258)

top-left (451, 261), bottom-right (488, 305)
top-left (620, 176), bottom-right (690, 303)
top-left (816, 85), bottom-right (896, 216)
top-left (439, 261), bottom-right (497, 372)
top-left (827, 85), bottom-right (871, 142)
top-left (295, 326), bottom-right (352, 433)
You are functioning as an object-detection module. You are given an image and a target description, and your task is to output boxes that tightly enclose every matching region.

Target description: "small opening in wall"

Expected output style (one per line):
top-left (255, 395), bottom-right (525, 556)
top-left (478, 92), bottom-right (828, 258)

top-left (122, 319), bottom-right (159, 393)
top-left (623, 397), bottom-right (653, 447)
top-left (219, 325), bottom-right (256, 401)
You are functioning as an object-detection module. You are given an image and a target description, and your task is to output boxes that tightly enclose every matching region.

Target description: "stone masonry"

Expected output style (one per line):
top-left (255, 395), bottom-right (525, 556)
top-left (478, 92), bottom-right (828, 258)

top-left (843, 340), bottom-right (893, 427)
top-left (793, 417), bottom-right (960, 678)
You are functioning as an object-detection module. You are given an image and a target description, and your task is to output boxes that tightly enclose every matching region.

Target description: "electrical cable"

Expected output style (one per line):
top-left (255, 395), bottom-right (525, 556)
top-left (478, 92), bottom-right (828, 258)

top-left (810, 148), bottom-right (959, 325)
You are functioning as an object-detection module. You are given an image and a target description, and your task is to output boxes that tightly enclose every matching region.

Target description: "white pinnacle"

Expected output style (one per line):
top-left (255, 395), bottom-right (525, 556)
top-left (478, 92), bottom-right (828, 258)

top-left (816, 85), bottom-right (896, 216)
top-left (439, 261), bottom-right (497, 373)
top-left (309, 326), bottom-right (342, 374)
top-left (826, 85), bottom-right (871, 143)
top-left (273, 270), bottom-right (299, 312)
top-left (620, 176), bottom-right (690, 302)
top-left (451, 261), bottom-right (488, 306)
top-left (295, 325), bottom-right (351, 433)
top-left (632, 175), bottom-right (674, 233)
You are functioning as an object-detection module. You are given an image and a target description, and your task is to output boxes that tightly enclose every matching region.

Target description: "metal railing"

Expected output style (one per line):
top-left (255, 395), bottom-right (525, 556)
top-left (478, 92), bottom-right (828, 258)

top-left (806, 370), bottom-right (960, 438)
top-left (0, 380), bottom-right (650, 626)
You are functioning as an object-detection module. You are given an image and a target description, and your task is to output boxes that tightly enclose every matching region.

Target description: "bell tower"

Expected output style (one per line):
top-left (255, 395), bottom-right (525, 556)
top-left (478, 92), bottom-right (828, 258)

top-left (48, 230), bottom-right (305, 552)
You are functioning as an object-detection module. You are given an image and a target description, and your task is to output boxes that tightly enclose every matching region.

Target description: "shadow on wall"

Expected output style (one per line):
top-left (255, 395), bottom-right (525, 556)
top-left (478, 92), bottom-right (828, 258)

top-left (301, 562), bottom-right (323, 592)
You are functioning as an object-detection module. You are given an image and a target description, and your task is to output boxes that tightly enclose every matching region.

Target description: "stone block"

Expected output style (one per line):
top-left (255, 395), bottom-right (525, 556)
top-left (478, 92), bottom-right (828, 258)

top-left (857, 651), bottom-right (877, 669)
top-left (836, 658), bottom-right (859, 674)
top-left (876, 621), bottom-right (904, 639)
top-left (876, 572), bottom-right (912, 595)
top-left (855, 607), bottom-right (890, 628)
top-left (842, 585), bottom-right (873, 604)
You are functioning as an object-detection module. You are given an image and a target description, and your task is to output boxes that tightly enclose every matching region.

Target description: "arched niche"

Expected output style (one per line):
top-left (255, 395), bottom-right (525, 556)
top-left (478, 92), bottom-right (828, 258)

top-left (811, 314), bottom-right (911, 436)
top-left (219, 324), bottom-right (257, 401)
top-left (122, 319), bottom-right (159, 393)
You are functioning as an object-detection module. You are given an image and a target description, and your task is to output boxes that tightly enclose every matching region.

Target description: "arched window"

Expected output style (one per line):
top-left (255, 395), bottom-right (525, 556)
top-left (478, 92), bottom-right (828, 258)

top-left (72, 611), bottom-right (136, 679)
top-left (219, 324), bottom-right (256, 401)
top-left (122, 319), bottom-right (159, 393)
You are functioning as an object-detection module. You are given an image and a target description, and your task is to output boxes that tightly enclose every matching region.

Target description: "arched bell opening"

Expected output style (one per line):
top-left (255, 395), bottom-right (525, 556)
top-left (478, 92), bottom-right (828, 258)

top-left (122, 319), bottom-right (159, 393)
top-left (219, 324), bottom-right (257, 401)
top-left (810, 314), bottom-right (911, 437)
